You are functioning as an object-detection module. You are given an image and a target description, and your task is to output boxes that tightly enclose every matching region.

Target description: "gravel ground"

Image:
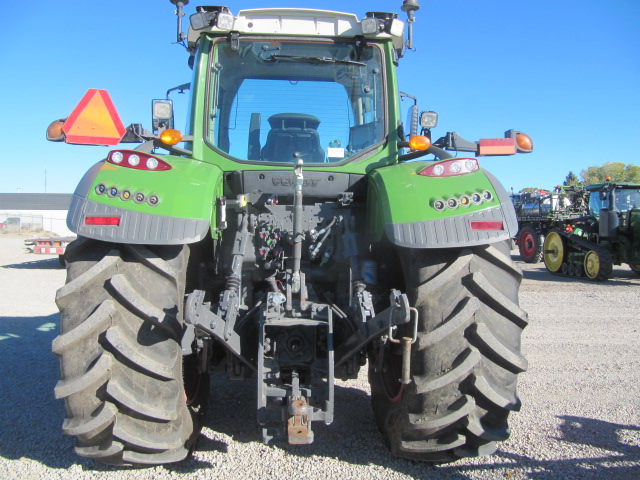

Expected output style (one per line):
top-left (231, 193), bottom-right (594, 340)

top-left (0, 235), bottom-right (638, 479)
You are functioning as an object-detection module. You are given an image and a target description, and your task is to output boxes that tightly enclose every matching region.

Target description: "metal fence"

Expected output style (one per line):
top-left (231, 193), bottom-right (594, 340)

top-left (0, 212), bottom-right (54, 232)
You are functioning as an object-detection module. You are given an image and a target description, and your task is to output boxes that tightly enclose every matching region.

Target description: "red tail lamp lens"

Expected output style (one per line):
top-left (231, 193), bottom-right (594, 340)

top-left (470, 221), bottom-right (504, 231)
top-left (419, 158), bottom-right (479, 177)
top-left (107, 150), bottom-right (171, 171)
top-left (85, 216), bottom-right (121, 226)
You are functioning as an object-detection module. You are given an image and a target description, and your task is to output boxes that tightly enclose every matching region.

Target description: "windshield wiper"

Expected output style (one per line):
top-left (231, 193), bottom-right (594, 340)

top-left (268, 54), bottom-right (366, 67)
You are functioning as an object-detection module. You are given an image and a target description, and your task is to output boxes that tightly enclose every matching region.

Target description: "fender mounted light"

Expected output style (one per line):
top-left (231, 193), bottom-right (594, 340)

top-left (419, 158), bottom-right (479, 177)
top-left (107, 150), bottom-right (172, 171)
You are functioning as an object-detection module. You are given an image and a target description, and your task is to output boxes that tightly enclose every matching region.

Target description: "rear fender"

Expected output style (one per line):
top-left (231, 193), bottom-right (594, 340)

top-left (66, 156), bottom-right (223, 244)
top-left (367, 161), bottom-right (517, 248)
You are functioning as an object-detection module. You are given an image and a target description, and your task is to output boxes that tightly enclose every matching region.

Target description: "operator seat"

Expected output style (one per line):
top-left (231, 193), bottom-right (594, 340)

top-left (260, 113), bottom-right (325, 163)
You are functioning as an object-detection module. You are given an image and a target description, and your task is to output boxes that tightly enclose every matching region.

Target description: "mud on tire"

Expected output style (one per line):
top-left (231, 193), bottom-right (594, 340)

top-left (52, 237), bottom-right (208, 466)
top-left (369, 241), bottom-right (528, 463)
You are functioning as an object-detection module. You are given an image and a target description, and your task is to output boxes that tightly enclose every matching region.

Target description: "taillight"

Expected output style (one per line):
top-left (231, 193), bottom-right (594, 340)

top-left (419, 158), bottom-right (479, 177)
top-left (107, 150), bottom-right (171, 171)
top-left (470, 221), bottom-right (504, 231)
top-left (85, 216), bottom-right (121, 226)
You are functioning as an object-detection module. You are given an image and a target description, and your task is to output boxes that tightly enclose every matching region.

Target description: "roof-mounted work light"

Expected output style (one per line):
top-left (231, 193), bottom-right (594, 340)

top-left (190, 6), bottom-right (234, 31)
top-left (362, 12), bottom-right (404, 37)
top-left (361, 16), bottom-right (381, 35)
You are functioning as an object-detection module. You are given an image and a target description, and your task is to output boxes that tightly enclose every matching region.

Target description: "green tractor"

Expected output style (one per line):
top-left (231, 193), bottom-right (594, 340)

top-left (543, 180), bottom-right (640, 280)
top-left (48, 1), bottom-right (532, 467)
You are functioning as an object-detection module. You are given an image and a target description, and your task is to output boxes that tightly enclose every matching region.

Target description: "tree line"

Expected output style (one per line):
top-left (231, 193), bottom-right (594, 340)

top-left (566, 162), bottom-right (640, 186)
top-left (518, 162), bottom-right (640, 193)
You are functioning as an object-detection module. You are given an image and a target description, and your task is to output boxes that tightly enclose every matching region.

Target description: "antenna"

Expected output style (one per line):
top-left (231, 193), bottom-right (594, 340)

top-left (401, 0), bottom-right (420, 51)
top-left (170, 0), bottom-right (190, 44)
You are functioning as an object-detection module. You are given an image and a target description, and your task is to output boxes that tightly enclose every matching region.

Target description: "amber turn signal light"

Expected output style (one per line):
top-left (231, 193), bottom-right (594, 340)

top-left (515, 133), bottom-right (533, 152)
top-left (408, 135), bottom-right (431, 151)
top-left (160, 129), bottom-right (183, 145)
top-left (46, 119), bottom-right (66, 142)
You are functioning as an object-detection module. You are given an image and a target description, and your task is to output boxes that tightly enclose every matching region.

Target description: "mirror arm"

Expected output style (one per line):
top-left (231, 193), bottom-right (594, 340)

top-left (398, 145), bottom-right (453, 162)
top-left (432, 132), bottom-right (478, 152)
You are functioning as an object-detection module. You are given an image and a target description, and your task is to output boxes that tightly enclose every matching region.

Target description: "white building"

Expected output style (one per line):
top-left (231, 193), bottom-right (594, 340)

top-left (0, 193), bottom-right (73, 236)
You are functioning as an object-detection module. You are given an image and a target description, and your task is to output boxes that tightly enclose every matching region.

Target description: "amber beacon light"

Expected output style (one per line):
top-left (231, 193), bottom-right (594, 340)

top-left (408, 135), bottom-right (431, 150)
top-left (160, 129), bottom-right (183, 145)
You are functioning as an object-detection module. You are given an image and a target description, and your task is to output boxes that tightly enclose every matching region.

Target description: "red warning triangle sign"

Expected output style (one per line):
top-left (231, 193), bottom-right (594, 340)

top-left (62, 89), bottom-right (126, 145)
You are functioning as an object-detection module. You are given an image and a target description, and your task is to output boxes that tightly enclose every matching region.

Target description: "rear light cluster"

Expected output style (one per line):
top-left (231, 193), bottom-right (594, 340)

top-left (432, 190), bottom-right (493, 212)
top-left (95, 183), bottom-right (159, 206)
top-left (419, 158), bottom-right (479, 177)
top-left (107, 150), bottom-right (172, 171)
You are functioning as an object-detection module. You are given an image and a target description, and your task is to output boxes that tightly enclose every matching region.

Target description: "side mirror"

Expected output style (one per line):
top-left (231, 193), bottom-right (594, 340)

top-left (600, 191), bottom-right (607, 201)
top-left (152, 99), bottom-right (174, 133)
top-left (406, 104), bottom-right (419, 138)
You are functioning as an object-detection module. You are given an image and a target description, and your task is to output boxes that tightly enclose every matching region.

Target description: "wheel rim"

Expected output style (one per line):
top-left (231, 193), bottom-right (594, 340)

top-left (521, 231), bottom-right (536, 258)
top-left (584, 251), bottom-right (601, 279)
top-left (544, 232), bottom-right (564, 272)
top-left (629, 263), bottom-right (640, 273)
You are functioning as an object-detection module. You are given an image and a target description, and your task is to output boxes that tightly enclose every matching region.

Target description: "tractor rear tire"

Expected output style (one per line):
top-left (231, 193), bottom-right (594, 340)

top-left (368, 241), bottom-right (528, 463)
top-left (52, 237), bottom-right (209, 466)
top-left (518, 226), bottom-right (543, 263)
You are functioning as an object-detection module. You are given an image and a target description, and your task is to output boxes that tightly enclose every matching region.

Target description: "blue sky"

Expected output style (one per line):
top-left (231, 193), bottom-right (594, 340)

top-left (3, 0), bottom-right (639, 194)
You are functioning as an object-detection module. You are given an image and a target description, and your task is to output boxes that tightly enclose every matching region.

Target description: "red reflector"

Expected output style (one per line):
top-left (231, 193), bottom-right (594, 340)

top-left (85, 216), bottom-right (121, 226)
top-left (470, 221), bottom-right (504, 231)
top-left (478, 138), bottom-right (516, 156)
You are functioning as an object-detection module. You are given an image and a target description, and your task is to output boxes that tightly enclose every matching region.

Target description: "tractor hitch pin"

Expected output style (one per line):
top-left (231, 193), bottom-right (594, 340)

top-left (388, 307), bottom-right (418, 384)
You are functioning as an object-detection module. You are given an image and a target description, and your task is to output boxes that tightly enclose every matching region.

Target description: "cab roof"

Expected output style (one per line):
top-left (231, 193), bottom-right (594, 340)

top-left (187, 7), bottom-right (404, 52)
